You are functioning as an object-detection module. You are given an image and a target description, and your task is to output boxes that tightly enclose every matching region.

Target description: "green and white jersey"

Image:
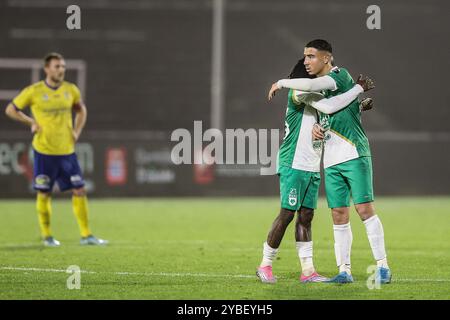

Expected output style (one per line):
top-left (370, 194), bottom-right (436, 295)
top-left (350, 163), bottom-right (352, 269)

top-left (277, 89), bottom-right (324, 173)
top-left (320, 67), bottom-right (371, 168)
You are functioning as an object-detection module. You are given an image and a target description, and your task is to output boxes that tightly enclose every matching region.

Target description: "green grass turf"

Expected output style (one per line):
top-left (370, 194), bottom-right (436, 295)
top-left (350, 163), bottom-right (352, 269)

top-left (0, 197), bottom-right (449, 300)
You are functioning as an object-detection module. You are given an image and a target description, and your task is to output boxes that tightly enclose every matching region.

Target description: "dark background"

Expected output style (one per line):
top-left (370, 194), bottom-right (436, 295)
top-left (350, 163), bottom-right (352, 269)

top-left (0, 0), bottom-right (449, 197)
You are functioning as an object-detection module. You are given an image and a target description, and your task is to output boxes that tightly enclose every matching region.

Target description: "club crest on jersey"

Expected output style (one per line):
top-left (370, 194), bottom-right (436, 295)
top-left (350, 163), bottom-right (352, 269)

top-left (42, 94), bottom-right (49, 101)
top-left (288, 188), bottom-right (297, 206)
top-left (64, 91), bottom-right (70, 99)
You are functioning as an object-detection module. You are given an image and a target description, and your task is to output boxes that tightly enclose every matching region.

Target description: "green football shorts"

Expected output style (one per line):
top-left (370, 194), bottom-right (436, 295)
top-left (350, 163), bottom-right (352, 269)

top-left (324, 156), bottom-right (374, 208)
top-left (278, 166), bottom-right (321, 211)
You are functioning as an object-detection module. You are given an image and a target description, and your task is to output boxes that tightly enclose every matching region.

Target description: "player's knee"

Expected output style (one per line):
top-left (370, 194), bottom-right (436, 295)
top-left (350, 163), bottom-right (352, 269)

top-left (72, 187), bottom-right (86, 197)
top-left (331, 207), bottom-right (350, 224)
top-left (332, 207), bottom-right (348, 216)
top-left (297, 207), bottom-right (314, 226)
top-left (355, 202), bottom-right (375, 220)
top-left (279, 208), bottom-right (295, 224)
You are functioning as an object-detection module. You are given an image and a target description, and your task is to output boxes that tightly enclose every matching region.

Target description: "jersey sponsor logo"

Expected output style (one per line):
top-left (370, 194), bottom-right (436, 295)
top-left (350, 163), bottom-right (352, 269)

top-left (288, 188), bottom-right (297, 206)
top-left (35, 174), bottom-right (50, 188)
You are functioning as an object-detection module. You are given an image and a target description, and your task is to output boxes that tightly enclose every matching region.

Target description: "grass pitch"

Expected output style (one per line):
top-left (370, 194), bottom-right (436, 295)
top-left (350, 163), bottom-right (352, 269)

top-left (0, 197), bottom-right (449, 300)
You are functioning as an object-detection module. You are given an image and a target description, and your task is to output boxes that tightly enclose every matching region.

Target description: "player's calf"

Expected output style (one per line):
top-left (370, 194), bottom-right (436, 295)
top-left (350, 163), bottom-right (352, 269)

top-left (257, 209), bottom-right (294, 283)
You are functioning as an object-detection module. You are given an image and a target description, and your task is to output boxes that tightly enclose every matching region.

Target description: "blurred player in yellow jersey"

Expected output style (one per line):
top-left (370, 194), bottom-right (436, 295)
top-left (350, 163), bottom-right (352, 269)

top-left (5, 52), bottom-right (108, 247)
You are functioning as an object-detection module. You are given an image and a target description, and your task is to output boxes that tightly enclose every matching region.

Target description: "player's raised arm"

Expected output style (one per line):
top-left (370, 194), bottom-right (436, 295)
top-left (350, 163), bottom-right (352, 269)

top-left (278, 76), bottom-right (337, 92)
top-left (309, 85), bottom-right (362, 114)
top-left (291, 75), bottom-right (375, 114)
top-left (268, 76), bottom-right (337, 100)
top-left (309, 74), bottom-right (374, 114)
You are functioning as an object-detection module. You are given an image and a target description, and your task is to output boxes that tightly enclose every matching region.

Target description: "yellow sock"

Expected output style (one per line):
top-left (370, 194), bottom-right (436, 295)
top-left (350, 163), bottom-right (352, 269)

top-left (72, 195), bottom-right (92, 238)
top-left (36, 193), bottom-right (52, 238)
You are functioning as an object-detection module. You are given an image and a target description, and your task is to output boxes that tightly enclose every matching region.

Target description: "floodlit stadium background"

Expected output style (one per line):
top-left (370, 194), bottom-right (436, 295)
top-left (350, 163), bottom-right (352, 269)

top-left (0, 0), bottom-right (449, 198)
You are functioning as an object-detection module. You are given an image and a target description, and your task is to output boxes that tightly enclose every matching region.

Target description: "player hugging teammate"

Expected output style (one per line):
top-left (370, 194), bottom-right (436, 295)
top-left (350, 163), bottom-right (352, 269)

top-left (257, 39), bottom-right (391, 284)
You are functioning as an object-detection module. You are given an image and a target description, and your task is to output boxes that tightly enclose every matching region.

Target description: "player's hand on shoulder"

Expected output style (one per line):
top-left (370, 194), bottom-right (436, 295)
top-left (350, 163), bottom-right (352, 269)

top-left (356, 74), bottom-right (375, 92)
top-left (268, 82), bottom-right (280, 101)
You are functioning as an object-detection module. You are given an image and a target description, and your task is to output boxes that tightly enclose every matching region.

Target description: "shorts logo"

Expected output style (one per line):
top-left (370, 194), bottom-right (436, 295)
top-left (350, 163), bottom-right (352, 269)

top-left (288, 188), bottom-right (297, 206)
top-left (70, 175), bottom-right (83, 186)
top-left (35, 175), bottom-right (50, 188)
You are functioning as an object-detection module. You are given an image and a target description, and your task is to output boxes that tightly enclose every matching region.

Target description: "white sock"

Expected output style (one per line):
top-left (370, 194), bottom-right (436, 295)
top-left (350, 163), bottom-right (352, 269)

top-left (363, 215), bottom-right (388, 267)
top-left (296, 241), bottom-right (315, 276)
top-left (333, 223), bottom-right (352, 274)
top-left (260, 242), bottom-right (279, 267)
top-left (377, 257), bottom-right (389, 268)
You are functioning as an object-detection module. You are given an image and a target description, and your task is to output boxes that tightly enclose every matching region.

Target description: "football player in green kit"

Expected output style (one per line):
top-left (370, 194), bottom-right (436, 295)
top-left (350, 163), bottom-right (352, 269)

top-left (257, 55), bottom-right (375, 284)
top-left (268, 39), bottom-right (391, 284)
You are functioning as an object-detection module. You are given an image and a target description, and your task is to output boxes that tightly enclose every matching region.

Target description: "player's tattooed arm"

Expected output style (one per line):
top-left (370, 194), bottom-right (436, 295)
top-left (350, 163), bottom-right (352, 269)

top-left (356, 75), bottom-right (375, 112)
top-left (360, 97), bottom-right (374, 111)
top-left (355, 74), bottom-right (375, 91)
top-left (5, 103), bottom-right (41, 134)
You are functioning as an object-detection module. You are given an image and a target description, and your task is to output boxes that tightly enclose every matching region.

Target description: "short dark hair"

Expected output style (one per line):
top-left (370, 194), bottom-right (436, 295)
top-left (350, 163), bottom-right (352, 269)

top-left (288, 58), bottom-right (315, 79)
top-left (305, 39), bottom-right (332, 53)
top-left (44, 52), bottom-right (64, 66)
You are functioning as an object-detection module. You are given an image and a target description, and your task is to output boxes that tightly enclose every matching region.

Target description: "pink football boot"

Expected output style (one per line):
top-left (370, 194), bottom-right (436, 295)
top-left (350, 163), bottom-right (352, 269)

top-left (300, 272), bottom-right (329, 283)
top-left (256, 266), bottom-right (277, 284)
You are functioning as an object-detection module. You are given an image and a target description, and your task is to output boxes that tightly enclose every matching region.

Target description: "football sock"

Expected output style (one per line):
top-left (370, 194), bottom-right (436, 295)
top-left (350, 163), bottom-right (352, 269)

top-left (363, 215), bottom-right (388, 267)
top-left (339, 264), bottom-right (352, 274)
top-left (377, 257), bottom-right (389, 268)
top-left (260, 241), bottom-right (278, 267)
top-left (333, 222), bottom-right (352, 274)
top-left (296, 241), bottom-right (315, 276)
top-left (36, 193), bottom-right (52, 238)
top-left (72, 195), bottom-right (92, 238)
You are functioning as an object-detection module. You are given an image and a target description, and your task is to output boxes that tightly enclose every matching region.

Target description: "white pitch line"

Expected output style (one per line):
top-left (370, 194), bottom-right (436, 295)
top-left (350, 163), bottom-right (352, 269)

top-left (2, 266), bottom-right (450, 282)
top-left (0, 266), bottom-right (254, 279)
top-left (394, 278), bottom-right (450, 282)
top-left (0, 266), bottom-right (97, 274)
